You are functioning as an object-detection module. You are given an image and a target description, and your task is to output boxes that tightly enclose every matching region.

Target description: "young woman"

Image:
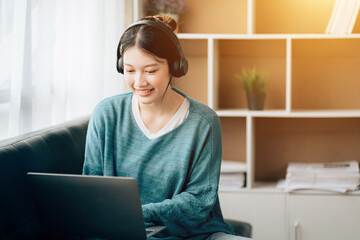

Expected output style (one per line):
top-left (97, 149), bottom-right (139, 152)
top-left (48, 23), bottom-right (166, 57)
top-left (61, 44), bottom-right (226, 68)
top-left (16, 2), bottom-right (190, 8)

top-left (83, 15), bottom-right (251, 240)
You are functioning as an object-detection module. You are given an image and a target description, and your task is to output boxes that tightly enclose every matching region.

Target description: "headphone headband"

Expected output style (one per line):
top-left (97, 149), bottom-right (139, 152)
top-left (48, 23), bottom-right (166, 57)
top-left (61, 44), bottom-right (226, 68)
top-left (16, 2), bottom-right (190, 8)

top-left (116, 19), bottom-right (188, 78)
top-left (125, 19), bottom-right (179, 46)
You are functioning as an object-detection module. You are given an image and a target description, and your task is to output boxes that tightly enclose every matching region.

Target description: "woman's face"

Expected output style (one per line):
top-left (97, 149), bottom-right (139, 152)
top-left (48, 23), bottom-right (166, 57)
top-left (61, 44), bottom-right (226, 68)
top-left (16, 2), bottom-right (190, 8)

top-left (123, 45), bottom-right (171, 106)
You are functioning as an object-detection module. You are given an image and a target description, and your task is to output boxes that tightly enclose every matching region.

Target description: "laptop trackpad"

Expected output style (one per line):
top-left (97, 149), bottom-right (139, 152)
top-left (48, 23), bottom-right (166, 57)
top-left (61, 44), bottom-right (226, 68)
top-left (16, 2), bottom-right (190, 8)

top-left (146, 226), bottom-right (166, 238)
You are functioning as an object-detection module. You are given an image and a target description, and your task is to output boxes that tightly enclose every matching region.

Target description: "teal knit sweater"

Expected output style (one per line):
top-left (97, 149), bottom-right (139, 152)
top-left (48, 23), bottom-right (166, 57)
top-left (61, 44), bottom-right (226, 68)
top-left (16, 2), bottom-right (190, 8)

top-left (82, 88), bottom-right (234, 239)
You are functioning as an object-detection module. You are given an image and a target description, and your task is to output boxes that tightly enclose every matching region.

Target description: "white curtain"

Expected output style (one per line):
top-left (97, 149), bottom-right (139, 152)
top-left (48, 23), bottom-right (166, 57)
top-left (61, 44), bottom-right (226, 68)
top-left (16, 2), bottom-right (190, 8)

top-left (0, 0), bottom-right (133, 140)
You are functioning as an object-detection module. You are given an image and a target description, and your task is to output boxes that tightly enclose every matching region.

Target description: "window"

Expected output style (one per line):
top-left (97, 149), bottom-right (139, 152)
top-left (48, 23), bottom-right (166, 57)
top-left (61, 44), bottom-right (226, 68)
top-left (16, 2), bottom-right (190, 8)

top-left (0, 0), bottom-right (132, 140)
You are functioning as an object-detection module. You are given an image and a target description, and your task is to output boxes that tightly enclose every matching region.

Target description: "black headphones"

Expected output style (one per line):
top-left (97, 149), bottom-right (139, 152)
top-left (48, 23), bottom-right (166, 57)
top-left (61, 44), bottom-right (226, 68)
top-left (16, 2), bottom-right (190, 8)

top-left (116, 19), bottom-right (188, 78)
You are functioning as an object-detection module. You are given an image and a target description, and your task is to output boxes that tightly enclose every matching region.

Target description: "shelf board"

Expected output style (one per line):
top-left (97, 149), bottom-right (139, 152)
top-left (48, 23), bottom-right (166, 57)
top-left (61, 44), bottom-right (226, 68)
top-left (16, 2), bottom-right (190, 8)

top-left (216, 109), bottom-right (360, 118)
top-left (219, 181), bottom-right (360, 195)
top-left (217, 109), bottom-right (286, 117)
top-left (219, 182), bottom-right (284, 194)
top-left (177, 33), bottom-right (360, 40)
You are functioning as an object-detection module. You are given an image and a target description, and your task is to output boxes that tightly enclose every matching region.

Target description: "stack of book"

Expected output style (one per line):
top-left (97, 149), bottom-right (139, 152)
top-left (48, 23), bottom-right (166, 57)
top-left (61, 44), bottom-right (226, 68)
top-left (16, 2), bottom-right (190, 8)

top-left (219, 160), bottom-right (246, 190)
top-left (278, 161), bottom-right (360, 193)
top-left (326, 0), bottom-right (360, 34)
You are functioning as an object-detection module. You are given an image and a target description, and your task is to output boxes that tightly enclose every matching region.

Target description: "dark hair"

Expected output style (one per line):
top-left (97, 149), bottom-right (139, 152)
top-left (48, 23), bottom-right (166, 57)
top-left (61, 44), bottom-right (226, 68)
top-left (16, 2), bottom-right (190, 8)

top-left (117, 15), bottom-right (185, 77)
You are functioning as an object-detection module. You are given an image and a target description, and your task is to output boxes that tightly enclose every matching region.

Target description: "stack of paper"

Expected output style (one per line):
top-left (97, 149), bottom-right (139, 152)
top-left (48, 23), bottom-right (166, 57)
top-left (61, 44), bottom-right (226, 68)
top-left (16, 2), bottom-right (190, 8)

top-left (277, 161), bottom-right (360, 193)
top-left (326, 0), bottom-right (360, 34)
top-left (219, 160), bottom-right (247, 190)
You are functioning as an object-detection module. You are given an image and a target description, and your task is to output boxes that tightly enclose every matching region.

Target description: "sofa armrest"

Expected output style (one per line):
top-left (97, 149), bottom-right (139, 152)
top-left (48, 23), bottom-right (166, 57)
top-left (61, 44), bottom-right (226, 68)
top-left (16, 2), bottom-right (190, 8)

top-left (225, 219), bottom-right (252, 238)
top-left (0, 117), bottom-right (89, 239)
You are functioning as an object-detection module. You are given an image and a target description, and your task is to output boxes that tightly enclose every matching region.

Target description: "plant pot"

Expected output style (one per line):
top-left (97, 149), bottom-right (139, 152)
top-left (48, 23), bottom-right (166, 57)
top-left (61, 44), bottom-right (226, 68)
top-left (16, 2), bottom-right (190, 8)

top-left (246, 93), bottom-right (265, 110)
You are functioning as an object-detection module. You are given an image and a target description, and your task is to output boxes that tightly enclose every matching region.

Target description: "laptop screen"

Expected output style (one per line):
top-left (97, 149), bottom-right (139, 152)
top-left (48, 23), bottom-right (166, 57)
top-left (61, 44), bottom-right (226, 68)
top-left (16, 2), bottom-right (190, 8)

top-left (27, 172), bottom-right (148, 239)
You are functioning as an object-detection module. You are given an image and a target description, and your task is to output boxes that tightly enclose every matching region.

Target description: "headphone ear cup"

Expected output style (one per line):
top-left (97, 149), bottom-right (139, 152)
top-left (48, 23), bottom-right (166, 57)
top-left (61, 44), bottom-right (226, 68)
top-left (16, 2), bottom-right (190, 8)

top-left (172, 53), bottom-right (188, 78)
top-left (172, 60), bottom-right (181, 78)
top-left (180, 56), bottom-right (188, 76)
top-left (116, 38), bottom-right (124, 74)
top-left (117, 56), bottom-right (124, 74)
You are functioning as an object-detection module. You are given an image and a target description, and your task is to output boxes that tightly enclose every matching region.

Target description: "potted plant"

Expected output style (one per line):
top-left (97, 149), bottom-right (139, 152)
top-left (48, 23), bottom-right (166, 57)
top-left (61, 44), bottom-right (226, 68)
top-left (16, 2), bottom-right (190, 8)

top-left (145, 0), bottom-right (186, 23)
top-left (234, 67), bottom-right (267, 110)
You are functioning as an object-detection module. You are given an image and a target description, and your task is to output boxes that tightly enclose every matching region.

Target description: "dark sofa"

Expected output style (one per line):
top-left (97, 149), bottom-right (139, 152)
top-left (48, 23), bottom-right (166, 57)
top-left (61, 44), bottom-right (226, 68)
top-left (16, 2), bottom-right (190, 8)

top-left (0, 117), bottom-right (251, 239)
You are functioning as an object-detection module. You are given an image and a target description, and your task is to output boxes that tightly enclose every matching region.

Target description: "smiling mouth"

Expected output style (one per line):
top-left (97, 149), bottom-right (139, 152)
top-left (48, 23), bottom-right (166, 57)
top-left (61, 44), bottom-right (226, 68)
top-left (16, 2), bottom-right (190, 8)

top-left (137, 89), bottom-right (152, 93)
top-left (136, 88), bottom-right (154, 96)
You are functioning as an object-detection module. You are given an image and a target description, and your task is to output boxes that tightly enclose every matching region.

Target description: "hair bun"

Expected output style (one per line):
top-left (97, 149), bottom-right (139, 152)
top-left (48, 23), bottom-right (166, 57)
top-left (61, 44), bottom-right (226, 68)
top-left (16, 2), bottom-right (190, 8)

top-left (144, 14), bottom-right (178, 32)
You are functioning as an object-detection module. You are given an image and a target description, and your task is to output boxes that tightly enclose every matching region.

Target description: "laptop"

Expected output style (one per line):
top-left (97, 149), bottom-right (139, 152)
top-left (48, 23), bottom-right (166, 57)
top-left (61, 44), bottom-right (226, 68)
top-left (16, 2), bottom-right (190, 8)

top-left (27, 172), bottom-right (166, 240)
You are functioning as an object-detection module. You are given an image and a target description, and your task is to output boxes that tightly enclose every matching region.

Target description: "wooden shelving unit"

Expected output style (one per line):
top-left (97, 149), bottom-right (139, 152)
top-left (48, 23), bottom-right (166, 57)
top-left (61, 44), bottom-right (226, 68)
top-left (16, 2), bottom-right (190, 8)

top-left (169, 0), bottom-right (360, 190)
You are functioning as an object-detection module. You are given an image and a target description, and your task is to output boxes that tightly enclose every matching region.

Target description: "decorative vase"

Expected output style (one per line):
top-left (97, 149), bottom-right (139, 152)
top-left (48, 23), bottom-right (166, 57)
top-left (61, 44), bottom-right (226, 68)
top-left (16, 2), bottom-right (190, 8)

top-left (246, 93), bottom-right (265, 110)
